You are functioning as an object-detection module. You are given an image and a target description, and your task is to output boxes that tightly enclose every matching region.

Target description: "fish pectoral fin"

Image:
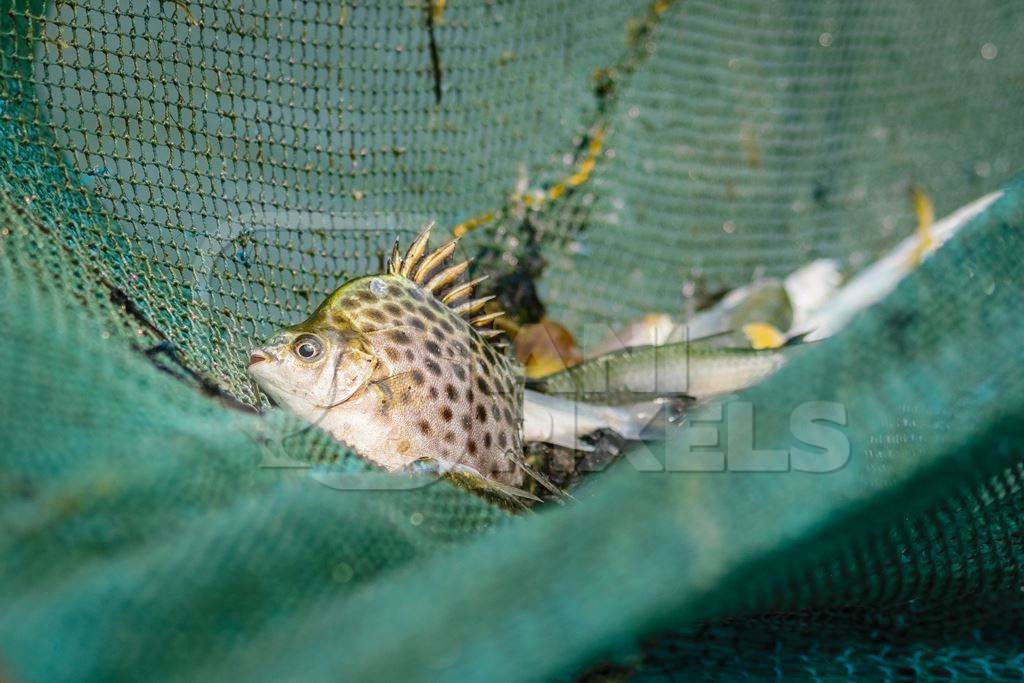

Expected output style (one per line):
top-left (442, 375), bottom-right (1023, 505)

top-left (408, 458), bottom-right (541, 511)
top-left (507, 449), bottom-right (571, 501)
top-left (446, 470), bottom-right (542, 504)
top-left (366, 369), bottom-right (419, 408)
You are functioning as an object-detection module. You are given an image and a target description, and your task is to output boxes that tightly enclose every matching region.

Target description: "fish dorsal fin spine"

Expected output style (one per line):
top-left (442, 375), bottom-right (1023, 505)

top-left (385, 222), bottom-right (506, 342)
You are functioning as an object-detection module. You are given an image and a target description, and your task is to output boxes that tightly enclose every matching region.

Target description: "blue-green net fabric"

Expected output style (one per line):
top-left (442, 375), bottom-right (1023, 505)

top-left (2, 1), bottom-right (1024, 681)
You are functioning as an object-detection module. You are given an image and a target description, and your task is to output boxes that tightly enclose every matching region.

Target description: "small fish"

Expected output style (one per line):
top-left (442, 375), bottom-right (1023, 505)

top-left (533, 340), bottom-right (800, 405)
top-left (248, 224), bottom-right (530, 488)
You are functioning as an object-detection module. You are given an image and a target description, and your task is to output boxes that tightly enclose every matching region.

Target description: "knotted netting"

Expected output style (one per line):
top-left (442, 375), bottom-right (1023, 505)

top-left (2, 0), bottom-right (1024, 680)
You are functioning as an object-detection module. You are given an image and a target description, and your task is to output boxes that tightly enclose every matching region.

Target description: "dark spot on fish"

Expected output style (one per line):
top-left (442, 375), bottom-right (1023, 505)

top-left (384, 302), bottom-right (402, 317)
top-left (356, 290), bottom-right (375, 302)
top-left (429, 386), bottom-right (439, 399)
top-left (425, 360), bottom-right (442, 376)
top-left (483, 433), bottom-right (492, 449)
top-left (476, 377), bottom-right (491, 395)
top-left (389, 330), bottom-right (411, 344)
top-left (465, 387), bottom-right (474, 402)
top-left (425, 341), bottom-right (441, 356)
top-left (365, 308), bottom-right (386, 323)
top-left (476, 404), bottom-right (487, 422)
top-left (405, 349), bottom-right (415, 361)
top-left (461, 415), bottom-right (472, 430)
top-left (497, 432), bottom-right (507, 448)
top-left (439, 318), bottom-right (455, 333)
top-left (411, 369), bottom-right (425, 385)
top-left (384, 347), bottom-right (400, 362)
top-left (430, 326), bottom-right (445, 341)
top-left (484, 345), bottom-right (498, 364)
top-left (407, 316), bottom-right (426, 330)
top-left (418, 420), bottom-right (431, 435)
top-left (445, 384), bottom-right (458, 401)
top-left (386, 284), bottom-right (403, 297)
top-left (418, 305), bottom-right (439, 321)
top-left (453, 366), bottom-right (466, 381)
top-left (454, 341), bottom-right (469, 355)
top-left (444, 430), bottom-right (455, 443)
top-left (440, 405), bottom-right (453, 421)
top-left (408, 287), bottom-right (424, 301)
top-left (467, 441), bottom-right (478, 455)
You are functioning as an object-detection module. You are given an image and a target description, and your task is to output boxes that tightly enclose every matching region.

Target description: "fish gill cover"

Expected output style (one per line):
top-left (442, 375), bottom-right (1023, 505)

top-left (1, 1), bottom-right (1024, 681)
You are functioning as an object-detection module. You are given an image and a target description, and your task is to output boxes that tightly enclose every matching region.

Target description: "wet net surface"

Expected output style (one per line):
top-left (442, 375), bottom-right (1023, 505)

top-left (2, 1), bottom-right (1024, 681)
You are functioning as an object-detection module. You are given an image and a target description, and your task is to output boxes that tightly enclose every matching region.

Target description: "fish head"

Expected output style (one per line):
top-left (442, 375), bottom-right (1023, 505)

top-left (247, 295), bottom-right (377, 421)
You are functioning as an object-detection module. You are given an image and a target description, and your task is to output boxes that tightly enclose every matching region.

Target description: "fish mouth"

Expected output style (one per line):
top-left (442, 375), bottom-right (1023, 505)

top-left (247, 350), bottom-right (269, 368)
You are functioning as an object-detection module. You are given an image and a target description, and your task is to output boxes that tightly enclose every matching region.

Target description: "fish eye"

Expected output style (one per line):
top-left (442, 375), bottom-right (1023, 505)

top-left (293, 335), bottom-right (324, 362)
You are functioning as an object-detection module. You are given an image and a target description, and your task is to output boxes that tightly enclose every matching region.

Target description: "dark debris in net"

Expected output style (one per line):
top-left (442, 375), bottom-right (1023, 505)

top-left (524, 428), bottom-right (629, 503)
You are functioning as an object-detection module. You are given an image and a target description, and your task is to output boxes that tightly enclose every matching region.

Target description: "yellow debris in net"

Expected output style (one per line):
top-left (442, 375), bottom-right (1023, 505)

top-left (740, 125), bottom-right (762, 169)
top-left (452, 211), bottom-right (496, 238)
top-left (566, 128), bottom-right (605, 187)
top-left (169, 0), bottom-right (200, 27)
top-left (451, 127), bottom-right (605, 237)
top-left (742, 322), bottom-right (787, 350)
top-left (431, 0), bottom-right (446, 23)
top-left (906, 185), bottom-right (936, 267)
top-left (514, 319), bottom-right (583, 378)
top-left (653, 0), bottom-right (672, 15)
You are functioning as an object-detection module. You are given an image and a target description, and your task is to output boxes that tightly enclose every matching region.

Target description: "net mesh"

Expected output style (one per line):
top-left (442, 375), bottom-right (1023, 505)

top-left (2, 0), bottom-right (1024, 680)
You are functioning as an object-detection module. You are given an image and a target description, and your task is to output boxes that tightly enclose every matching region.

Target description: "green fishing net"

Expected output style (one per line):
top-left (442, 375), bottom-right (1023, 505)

top-left (2, 0), bottom-right (1024, 680)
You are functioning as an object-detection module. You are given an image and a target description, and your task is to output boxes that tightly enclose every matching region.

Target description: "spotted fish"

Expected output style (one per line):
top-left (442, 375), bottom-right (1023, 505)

top-left (247, 224), bottom-right (530, 489)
